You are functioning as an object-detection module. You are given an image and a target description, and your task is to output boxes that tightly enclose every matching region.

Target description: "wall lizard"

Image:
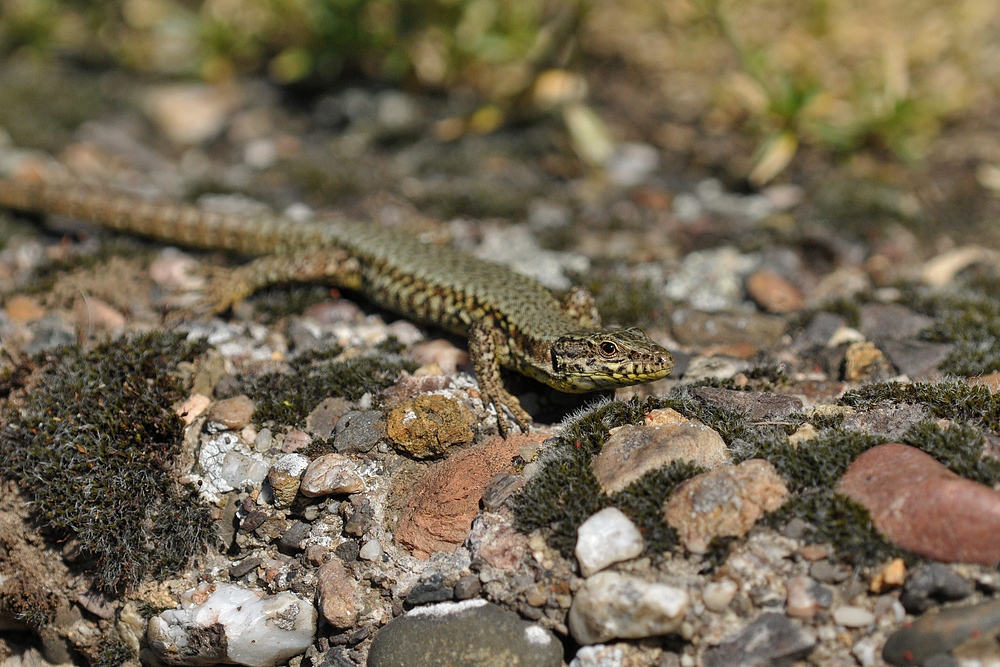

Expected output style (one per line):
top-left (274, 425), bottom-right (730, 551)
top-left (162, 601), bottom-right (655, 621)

top-left (0, 177), bottom-right (673, 434)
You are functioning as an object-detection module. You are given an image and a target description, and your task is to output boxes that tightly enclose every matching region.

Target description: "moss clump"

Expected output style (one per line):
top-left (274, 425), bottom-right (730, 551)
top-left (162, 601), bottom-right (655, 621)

top-left (252, 285), bottom-right (336, 321)
top-left (901, 419), bottom-right (1000, 485)
top-left (512, 397), bottom-right (704, 558)
top-left (0, 332), bottom-right (215, 593)
top-left (239, 348), bottom-right (416, 425)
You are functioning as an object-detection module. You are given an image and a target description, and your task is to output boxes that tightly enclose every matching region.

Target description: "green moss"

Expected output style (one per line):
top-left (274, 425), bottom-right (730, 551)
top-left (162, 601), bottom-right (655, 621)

top-left (512, 397), bottom-right (703, 558)
top-left (901, 419), bottom-right (1000, 485)
top-left (0, 332), bottom-right (215, 593)
top-left (252, 285), bottom-right (338, 321)
top-left (240, 350), bottom-right (416, 426)
top-left (746, 428), bottom-right (882, 492)
top-left (92, 639), bottom-right (136, 667)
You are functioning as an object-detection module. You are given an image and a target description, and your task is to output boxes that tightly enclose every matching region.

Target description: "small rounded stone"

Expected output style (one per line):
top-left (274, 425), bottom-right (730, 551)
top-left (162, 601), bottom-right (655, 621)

top-left (299, 453), bottom-right (365, 497)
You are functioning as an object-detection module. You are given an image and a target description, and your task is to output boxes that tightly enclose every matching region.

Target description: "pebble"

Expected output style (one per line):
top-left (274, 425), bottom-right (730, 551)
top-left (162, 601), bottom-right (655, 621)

top-left (278, 521), bottom-right (310, 553)
top-left (745, 268), bottom-right (805, 313)
top-left (359, 538), bottom-right (382, 561)
top-left (922, 245), bottom-right (999, 287)
top-left (316, 559), bottom-right (358, 629)
top-left (833, 605), bottom-right (875, 628)
top-left (395, 433), bottom-right (543, 558)
top-left (144, 83), bottom-right (242, 145)
top-left (702, 579), bottom-right (738, 613)
top-left (147, 583), bottom-right (316, 667)
top-left (206, 395), bottom-right (256, 431)
top-left (299, 453), bottom-right (365, 497)
top-left (267, 453), bottom-right (309, 508)
top-left (177, 393), bottom-right (212, 425)
top-left (663, 246), bottom-right (758, 312)
top-left (367, 599), bottom-right (562, 667)
top-left (786, 575), bottom-right (825, 619)
top-left (604, 142), bottom-right (659, 187)
top-left (405, 574), bottom-right (454, 606)
top-left (662, 459), bottom-right (789, 554)
top-left (701, 613), bottom-right (816, 667)
top-left (810, 559), bottom-right (852, 584)
top-left (592, 420), bottom-right (730, 495)
top-left (575, 507), bottom-right (645, 577)
top-left (842, 403), bottom-right (927, 441)
top-left (305, 397), bottom-right (352, 439)
top-left (883, 598), bottom-right (1000, 667)
top-left (669, 309), bottom-right (787, 348)
top-left (568, 571), bottom-right (689, 645)
top-left (870, 558), bottom-right (907, 594)
top-left (880, 340), bottom-right (952, 379)
top-left (453, 575), bottom-right (481, 600)
top-left (858, 303), bottom-right (933, 342)
top-left (692, 387), bottom-right (803, 421)
top-left (844, 341), bottom-right (894, 383)
top-left (899, 564), bottom-right (974, 614)
top-left (386, 394), bottom-right (474, 458)
top-left (837, 443), bottom-right (1000, 565)
top-left (333, 410), bottom-right (384, 453)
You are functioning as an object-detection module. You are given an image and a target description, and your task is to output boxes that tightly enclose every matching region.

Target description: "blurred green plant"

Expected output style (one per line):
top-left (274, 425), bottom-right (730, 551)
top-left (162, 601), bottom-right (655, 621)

top-left (0, 0), bottom-right (582, 98)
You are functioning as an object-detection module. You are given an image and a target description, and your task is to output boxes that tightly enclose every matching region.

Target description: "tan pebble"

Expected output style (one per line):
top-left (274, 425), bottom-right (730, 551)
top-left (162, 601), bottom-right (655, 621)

top-left (798, 543), bottom-right (831, 562)
top-left (316, 559), bottom-right (358, 629)
top-left (785, 575), bottom-right (821, 619)
top-left (282, 428), bottom-right (312, 453)
top-left (594, 421), bottom-right (730, 495)
top-left (746, 268), bottom-right (805, 313)
top-left (207, 395), bottom-right (255, 430)
top-left (702, 579), bottom-right (738, 613)
top-left (788, 423), bottom-right (818, 447)
top-left (386, 394), bottom-right (473, 459)
top-left (176, 394), bottom-right (211, 425)
top-left (300, 453), bottom-right (364, 497)
top-left (870, 557), bottom-right (906, 593)
top-left (663, 459), bottom-right (789, 554)
top-left (844, 341), bottom-right (893, 383)
top-left (968, 373), bottom-right (1000, 392)
top-left (5, 294), bottom-right (45, 322)
top-left (642, 408), bottom-right (690, 427)
top-left (73, 295), bottom-right (126, 332)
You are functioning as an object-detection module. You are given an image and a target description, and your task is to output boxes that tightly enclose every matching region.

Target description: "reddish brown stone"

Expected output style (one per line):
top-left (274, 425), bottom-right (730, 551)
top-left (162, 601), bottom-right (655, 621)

top-left (838, 443), bottom-right (1000, 566)
top-left (395, 433), bottom-right (547, 558)
top-left (746, 268), bottom-right (805, 314)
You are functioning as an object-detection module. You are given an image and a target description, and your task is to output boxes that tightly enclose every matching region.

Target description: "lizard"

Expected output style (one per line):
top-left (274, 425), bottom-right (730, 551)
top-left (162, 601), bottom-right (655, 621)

top-left (0, 176), bottom-right (674, 435)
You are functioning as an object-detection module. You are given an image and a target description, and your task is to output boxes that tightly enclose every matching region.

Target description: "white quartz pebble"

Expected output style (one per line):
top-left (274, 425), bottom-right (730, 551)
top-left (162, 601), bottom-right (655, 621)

top-left (575, 507), bottom-right (644, 577)
top-left (147, 583), bottom-right (316, 667)
top-left (568, 571), bottom-right (689, 645)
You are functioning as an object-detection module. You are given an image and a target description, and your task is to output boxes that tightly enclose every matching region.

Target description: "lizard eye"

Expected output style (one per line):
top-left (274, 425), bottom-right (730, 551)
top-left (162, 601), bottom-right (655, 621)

top-left (599, 341), bottom-right (617, 357)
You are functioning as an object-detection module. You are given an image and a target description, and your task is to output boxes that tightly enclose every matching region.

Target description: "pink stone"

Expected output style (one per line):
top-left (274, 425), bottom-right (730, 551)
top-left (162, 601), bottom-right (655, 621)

top-left (837, 443), bottom-right (1000, 566)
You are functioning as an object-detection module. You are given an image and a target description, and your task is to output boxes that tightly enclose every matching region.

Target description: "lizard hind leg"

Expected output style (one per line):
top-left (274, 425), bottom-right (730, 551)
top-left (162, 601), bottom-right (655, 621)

top-left (190, 249), bottom-right (363, 315)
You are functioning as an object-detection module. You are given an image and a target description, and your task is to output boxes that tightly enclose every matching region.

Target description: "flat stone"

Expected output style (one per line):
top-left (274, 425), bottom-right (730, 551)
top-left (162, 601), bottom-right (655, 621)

top-left (396, 433), bottom-right (545, 558)
top-left (900, 564), bottom-right (974, 614)
top-left (842, 404), bottom-right (927, 441)
top-left (663, 459), bottom-right (789, 554)
top-left (745, 268), bottom-right (805, 313)
top-left (883, 598), bottom-right (1000, 667)
top-left (333, 410), bottom-right (384, 453)
top-left (386, 394), bottom-right (474, 458)
top-left (859, 303), bottom-right (933, 342)
top-left (838, 443), bottom-right (1000, 565)
top-left (568, 571), bottom-right (688, 645)
top-left (693, 386), bottom-right (803, 421)
top-left (207, 395), bottom-right (255, 431)
top-left (316, 559), bottom-right (358, 629)
top-left (367, 599), bottom-right (562, 667)
top-left (405, 574), bottom-right (454, 607)
top-left (299, 453), bottom-right (365, 497)
top-left (794, 311), bottom-right (846, 350)
top-left (670, 309), bottom-right (787, 348)
top-left (701, 613), bottom-right (816, 667)
top-left (593, 421), bottom-right (730, 495)
top-left (833, 605), bottom-right (875, 628)
top-left (575, 507), bottom-right (645, 577)
top-left (880, 340), bottom-right (953, 379)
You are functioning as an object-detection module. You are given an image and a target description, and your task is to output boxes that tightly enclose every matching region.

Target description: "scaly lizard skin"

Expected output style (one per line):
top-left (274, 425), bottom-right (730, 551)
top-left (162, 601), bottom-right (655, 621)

top-left (0, 177), bottom-right (674, 434)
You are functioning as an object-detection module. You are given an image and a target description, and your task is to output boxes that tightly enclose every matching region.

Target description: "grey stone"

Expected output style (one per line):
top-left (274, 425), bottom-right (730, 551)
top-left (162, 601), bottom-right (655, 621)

top-left (883, 598), bottom-right (1000, 667)
top-left (880, 340), bottom-right (953, 379)
top-left (900, 564), bottom-right (974, 614)
top-left (278, 521), bottom-right (311, 554)
top-left (367, 599), bottom-right (562, 667)
top-left (453, 575), bottom-right (481, 600)
top-left (405, 574), bottom-right (454, 607)
top-left (842, 403), bottom-right (927, 441)
top-left (334, 410), bottom-right (384, 453)
top-left (810, 559), bottom-right (852, 584)
top-left (795, 311), bottom-right (846, 349)
top-left (702, 613), bottom-right (816, 667)
top-left (859, 303), bottom-right (932, 342)
top-left (693, 387), bottom-right (803, 421)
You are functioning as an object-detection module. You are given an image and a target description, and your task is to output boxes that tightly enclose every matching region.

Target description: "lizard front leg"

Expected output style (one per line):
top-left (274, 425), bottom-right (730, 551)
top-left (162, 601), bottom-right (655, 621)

top-left (468, 320), bottom-right (532, 436)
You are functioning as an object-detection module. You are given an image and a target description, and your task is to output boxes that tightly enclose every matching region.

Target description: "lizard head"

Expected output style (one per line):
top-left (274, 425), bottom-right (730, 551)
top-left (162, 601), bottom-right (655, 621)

top-left (546, 327), bottom-right (674, 392)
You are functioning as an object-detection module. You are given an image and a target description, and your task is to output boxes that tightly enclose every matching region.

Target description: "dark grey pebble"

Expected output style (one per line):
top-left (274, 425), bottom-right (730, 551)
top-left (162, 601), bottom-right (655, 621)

top-left (453, 575), bottom-right (481, 600)
top-left (900, 564), bottom-right (974, 614)
top-left (809, 559), bottom-right (852, 584)
top-left (367, 600), bottom-right (562, 667)
top-left (693, 386), bottom-right (803, 421)
top-left (701, 613), bottom-right (815, 667)
top-left (859, 303), bottom-right (932, 342)
top-left (405, 574), bottom-right (454, 607)
top-left (334, 410), bottom-right (384, 453)
top-left (229, 556), bottom-right (262, 578)
top-left (883, 598), bottom-right (1000, 666)
top-left (278, 520), bottom-right (311, 553)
